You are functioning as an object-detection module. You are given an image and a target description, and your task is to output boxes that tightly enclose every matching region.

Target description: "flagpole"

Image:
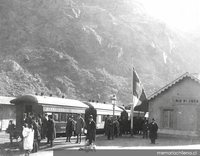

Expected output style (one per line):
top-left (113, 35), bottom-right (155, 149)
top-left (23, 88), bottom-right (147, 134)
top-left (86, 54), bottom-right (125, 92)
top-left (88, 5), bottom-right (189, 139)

top-left (130, 56), bottom-right (134, 136)
top-left (130, 56), bottom-right (147, 137)
top-left (130, 104), bottom-right (134, 136)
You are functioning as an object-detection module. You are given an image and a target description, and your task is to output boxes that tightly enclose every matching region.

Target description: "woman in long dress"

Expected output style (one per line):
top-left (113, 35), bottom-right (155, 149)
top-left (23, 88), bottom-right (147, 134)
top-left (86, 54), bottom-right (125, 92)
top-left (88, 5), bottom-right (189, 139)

top-left (22, 124), bottom-right (34, 156)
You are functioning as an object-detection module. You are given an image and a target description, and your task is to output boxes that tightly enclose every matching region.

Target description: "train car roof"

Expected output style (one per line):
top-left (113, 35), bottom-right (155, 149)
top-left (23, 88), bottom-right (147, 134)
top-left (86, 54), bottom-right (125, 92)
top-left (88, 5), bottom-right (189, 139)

top-left (125, 109), bottom-right (145, 113)
top-left (10, 94), bottom-right (89, 108)
top-left (0, 96), bottom-right (15, 105)
top-left (84, 101), bottom-right (123, 112)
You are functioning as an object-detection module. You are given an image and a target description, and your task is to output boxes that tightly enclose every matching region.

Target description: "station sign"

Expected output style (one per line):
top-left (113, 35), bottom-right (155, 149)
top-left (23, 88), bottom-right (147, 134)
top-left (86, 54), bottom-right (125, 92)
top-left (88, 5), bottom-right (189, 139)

top-left (43, 106), bottom-right (85, 113)
top-left (172, 96), bottom-right (199, 105)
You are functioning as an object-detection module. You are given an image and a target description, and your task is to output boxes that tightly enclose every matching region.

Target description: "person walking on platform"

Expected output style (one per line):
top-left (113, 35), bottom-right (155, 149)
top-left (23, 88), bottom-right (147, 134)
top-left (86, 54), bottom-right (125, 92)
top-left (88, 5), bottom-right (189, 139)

top-left (75, 114), bottom-right (85, 143)
top-left (6, 120), bottom-right (16, 144)
top-left (149, 118), bottom-right (158, 144)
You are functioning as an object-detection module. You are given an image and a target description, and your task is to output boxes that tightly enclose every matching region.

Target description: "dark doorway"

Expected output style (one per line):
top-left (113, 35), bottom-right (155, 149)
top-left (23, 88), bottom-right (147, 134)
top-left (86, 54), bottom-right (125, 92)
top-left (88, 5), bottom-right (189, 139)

top-left (25, 105), bottom-right (32, 113)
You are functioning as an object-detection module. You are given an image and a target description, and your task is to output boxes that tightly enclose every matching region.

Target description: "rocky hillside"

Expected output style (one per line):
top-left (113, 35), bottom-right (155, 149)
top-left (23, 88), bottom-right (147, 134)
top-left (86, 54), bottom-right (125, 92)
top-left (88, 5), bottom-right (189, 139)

top-left (0, 0), bottom-right (200, 105)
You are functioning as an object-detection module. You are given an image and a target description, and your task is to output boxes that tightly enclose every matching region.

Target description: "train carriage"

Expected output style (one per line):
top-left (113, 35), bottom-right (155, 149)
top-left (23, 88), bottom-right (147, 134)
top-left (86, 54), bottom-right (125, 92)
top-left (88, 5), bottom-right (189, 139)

top-left (125, 110), bottom-right (146, 119)
top-left (83, 101), bottom-right (123, 133)
top-left (10, 94), bottom-right (89, 136)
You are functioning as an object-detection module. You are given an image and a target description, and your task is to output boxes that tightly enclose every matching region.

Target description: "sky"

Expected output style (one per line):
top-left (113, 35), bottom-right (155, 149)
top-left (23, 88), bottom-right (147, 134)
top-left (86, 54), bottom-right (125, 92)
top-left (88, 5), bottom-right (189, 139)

top-left (139, 0), bottom-right (200, 32)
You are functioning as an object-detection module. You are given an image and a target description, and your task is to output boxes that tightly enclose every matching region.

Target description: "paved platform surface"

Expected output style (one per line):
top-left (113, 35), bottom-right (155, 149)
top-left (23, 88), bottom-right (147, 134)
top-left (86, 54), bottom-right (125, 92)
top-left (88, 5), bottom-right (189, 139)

top-left (1, 131), bottom-right (200, 156)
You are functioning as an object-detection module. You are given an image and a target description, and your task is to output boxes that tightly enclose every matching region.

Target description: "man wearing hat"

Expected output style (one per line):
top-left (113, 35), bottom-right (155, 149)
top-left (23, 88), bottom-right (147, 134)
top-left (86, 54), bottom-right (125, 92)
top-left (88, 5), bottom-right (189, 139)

top-left (46, 115), bottom-right (56, 147)
top-left (87, 115), bottom-right (96, 145)
top-left (106, 115), bottom-right (113, 140)
top-left (75, 114), bottom-right (85, 143)
top-left (6, 120), bottom-right (16, 144)
top-left (149, 118), bottom-right (158, 144)
top-left (65, 116), bottom-right (73, 142)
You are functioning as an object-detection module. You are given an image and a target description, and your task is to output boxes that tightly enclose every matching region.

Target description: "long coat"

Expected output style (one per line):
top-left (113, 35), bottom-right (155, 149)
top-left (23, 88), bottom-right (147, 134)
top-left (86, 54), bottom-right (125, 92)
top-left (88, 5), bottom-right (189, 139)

top-left (76, 117), bottom-right (85, 134)
top-left (66, 119), bottom-right (73, 137)
top-left (149, 122), bottom-right (158, 140)
top-left (106, 118), bottom-right (113, 133)
top-left (41, 117), bottom-right (48, 138)
top-left (142, 122), bottom-right (149, 132)
top-left (33, 121), bottom-right (41, 141)
top-left (104, 117), bottom-right (108, 135)
top-left (47, 119), bottom-right (56, 140)
top-left (22, 127), bottom-right (34, 150)
top-left (6, 123), bottom-right (16, 138)
top-left (87, 120), bottom-right (96, 143)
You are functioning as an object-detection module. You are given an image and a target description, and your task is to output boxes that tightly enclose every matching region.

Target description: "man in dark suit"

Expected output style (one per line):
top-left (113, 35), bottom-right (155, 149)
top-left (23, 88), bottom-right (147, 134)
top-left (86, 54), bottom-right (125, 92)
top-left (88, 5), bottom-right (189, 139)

top-left (106, 116), bottom-right (113, 140)
top-left (142, 120), bottom-right (149, 139)
top-left (149, 118), bottom-right (158, 144)
top-left (87, 115), bottom-right (96, 145)
top-left (46, 115), bottom-right (56, 147)
top-left (41, 114), bottom-right (48, 139)
top-left (104, 115), bottom-right (109, 136)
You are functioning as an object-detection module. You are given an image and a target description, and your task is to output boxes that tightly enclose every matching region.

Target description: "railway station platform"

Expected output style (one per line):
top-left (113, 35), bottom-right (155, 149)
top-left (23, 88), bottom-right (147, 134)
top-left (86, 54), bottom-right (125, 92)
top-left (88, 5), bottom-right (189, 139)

top-left (1, 131), bottom-right (200, 156)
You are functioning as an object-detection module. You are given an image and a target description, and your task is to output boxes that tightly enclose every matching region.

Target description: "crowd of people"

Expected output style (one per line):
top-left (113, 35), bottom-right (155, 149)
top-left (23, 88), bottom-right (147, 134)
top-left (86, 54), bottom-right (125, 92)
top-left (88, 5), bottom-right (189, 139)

top-left (6, 112), bottom-right (158, 155)
top-left (6, 112), bottom-right (96, 155)
top-left (21, 113), bottom-right (53, 156)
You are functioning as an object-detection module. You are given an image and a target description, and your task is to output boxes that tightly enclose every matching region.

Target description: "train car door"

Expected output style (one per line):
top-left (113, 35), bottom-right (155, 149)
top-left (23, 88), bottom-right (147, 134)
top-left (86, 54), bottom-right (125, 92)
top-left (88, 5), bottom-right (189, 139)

top-left (25, 105), bottom-right (32, 114)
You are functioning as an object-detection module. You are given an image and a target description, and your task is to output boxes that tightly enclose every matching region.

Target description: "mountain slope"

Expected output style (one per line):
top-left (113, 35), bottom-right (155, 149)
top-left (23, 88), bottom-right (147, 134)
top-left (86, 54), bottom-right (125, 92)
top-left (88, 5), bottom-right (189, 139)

top-left (0, 0), bottom-right (200, 105)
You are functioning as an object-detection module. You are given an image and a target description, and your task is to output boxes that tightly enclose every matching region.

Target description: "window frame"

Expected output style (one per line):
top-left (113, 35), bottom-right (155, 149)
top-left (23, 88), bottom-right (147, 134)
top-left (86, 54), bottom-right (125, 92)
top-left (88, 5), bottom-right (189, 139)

top-left (60, 113), bottom-right (67, 122)
top-left (160, 107), bottom-right (177, 129)
top-left (163, 109), bottom-right (173, 128)
top-left (53, 112), bottom-right (59, 122)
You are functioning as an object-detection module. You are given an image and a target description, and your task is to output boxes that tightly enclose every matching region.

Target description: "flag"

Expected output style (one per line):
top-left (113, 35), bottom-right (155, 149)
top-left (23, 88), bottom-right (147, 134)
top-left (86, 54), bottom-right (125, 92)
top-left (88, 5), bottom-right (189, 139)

top-left (132, 67), bottom-right (146, 107)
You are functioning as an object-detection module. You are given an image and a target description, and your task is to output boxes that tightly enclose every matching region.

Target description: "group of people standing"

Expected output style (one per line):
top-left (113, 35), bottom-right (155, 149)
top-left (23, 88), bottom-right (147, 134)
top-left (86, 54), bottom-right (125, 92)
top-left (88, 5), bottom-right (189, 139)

top-left (104, 115), bottom-right (120, 140)
top-left (65, 114), bottom-right (84, 143)
top-left (6, 112), bottom-right (158, 155)
top-left (65, 114), bottom-right (96, 146)
top-left (6, 112), bottom-right (97, 155)
top-left (6, 113), bottom-right (44, 156)
top-left (21, 112), bottom-right (56, 156)
top-left (21, 112), bottom-right (97, 155)
top-left (104, 115), bottom-right (158, 144)
top-left (137, 117), bottom-right (159, 144)
top-left (104, 115), bottom-right (132, 140)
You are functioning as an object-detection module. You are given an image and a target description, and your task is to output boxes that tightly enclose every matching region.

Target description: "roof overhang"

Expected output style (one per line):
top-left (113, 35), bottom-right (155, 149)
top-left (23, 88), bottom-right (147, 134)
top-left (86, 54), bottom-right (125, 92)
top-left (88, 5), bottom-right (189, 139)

top-left (10, 94), bottom-right (38, 104)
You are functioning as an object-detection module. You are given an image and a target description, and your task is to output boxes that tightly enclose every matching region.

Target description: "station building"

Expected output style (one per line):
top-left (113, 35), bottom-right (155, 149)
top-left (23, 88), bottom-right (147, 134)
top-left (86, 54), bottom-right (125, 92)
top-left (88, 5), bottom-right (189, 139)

top-left (0, 96), bottom-right (16, 131)
top-left (148, 72), bottom-right (200, 137)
